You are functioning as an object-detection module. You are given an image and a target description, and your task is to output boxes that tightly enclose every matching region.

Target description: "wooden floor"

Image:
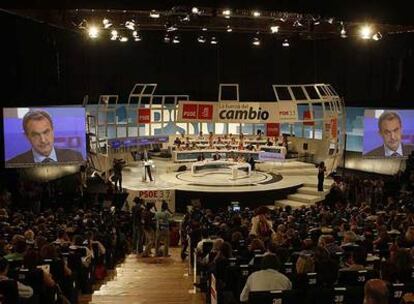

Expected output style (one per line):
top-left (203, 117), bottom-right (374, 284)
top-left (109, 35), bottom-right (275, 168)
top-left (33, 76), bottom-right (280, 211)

top-left (82, 247), bottom-right (205, 304)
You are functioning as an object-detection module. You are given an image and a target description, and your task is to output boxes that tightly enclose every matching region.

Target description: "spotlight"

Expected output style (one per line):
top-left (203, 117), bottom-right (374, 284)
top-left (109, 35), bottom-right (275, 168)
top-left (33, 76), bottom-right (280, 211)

top-left (279, 13), bottom-right (288, 22)
top-left (77, 19), bottom-right (88, 29)
top-left (119, 37), bottom-right (128, 42)
top-left (226, 25), bottom-right (233, 32)
top-left (327, 17), bottom-right (334, 24)
top-left (102, 18), bottom-right (112, 29)
top-left (197, 35), bottom-right (206, 43)
top-left (270, 25), bottom-right (280, 33)
top-left (134, 34), bottom-right (142, 42)
top-left (293, 19), bottom-right (303, 27)
top-left (222, 9), bottom-right (231, 18)
top-left (125, 20), bottom-right (135, 30)
top-left (202, 27), bottom-right (208, 31)
top-left (150, 10), bottom-right (160, 18)
top-left (191, 7), bottom-right (200, 14)
top-left (372, 32), bottom-right (382, 41)
top-left (110, 30), bottom-right (118, 40)
top-left (172, 35), bottom-right (180, 44)
top-left (340, 24), bottom-right (347, 38)
top-left (132, 30), bottom-right (138, 37)
top-left (252, 37), bottom-right (261, 46)
top-left (360, 24), bottom-right (373, 39)
top-left (282, 38), bottom-right (290, 47)
top-left (164, 34), bottom-right (171, 43)
top-left (252, 11), bottom-right (261, 17)
top-left (211, 36), bottom-right (218, 44)
top-left (312, 16), bottom-right (321, 26)
top-left (180, 14), bottom-right (190, 22)
top-left (88, 25), bottom-right (99, 39)
top-left (166, 24), bottom-right (178, 32)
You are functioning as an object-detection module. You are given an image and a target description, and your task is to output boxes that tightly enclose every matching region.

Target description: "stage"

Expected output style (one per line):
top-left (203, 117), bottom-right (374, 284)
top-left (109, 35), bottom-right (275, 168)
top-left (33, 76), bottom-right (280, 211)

top-left (120, 159), bottom-right (333, 211)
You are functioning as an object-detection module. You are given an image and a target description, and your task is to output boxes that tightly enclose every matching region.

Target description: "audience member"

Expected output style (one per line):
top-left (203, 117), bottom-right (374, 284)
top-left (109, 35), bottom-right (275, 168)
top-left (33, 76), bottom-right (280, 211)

top-left (0, 256), bottom-right (33, 300)
top-left (363, 279), bottom-right (389, 304)
top-left (240, 254), bottom-right (292, 302)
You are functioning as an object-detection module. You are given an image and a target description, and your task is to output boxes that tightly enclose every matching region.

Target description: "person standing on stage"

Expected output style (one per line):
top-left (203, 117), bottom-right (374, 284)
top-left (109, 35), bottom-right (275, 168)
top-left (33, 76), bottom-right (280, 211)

top-left (248, 155), bottom-right (256, 171)
top-left (317, 161), bottom-right (326, 192)
top-left (142, 149), bottom-right (153, 182)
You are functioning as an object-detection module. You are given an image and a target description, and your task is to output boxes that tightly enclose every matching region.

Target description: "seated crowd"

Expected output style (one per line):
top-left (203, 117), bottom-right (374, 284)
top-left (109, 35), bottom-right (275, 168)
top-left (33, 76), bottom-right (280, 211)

top-left (180, 174), bottom-right (414, 304)
top-left (0, 204), bottom-right (131, 303)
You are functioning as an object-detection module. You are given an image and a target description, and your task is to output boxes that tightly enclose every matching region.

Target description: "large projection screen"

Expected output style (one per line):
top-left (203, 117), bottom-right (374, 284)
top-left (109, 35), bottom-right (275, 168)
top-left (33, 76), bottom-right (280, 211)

top-left (363, 109), bottom-right (414, 158)
top-left (4, 107), bottom-right (87, 168)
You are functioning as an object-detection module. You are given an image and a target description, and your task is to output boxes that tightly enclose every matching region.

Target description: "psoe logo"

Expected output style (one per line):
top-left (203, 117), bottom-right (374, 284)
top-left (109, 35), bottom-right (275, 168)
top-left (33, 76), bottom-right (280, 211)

top-left (182, 104), bottom-right (197, 119)
top-left (279, 110), bottom-right (295, 116)
top-left (198, 104), bottom-right (213, 120)
top-left (138, 108), bottom-right (151, 123)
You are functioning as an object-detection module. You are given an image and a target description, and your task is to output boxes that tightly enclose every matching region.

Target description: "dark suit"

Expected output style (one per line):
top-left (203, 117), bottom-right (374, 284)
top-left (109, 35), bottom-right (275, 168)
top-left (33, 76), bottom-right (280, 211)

top-left (365, 144), bottom-right (414, 157)
top-left (7, 147), bottom-right (84, 164)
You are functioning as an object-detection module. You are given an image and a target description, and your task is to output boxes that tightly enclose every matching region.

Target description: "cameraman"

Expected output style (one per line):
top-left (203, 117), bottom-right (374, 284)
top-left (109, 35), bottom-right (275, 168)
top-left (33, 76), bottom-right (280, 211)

top-left (112, 158), bottom-right (126, 192)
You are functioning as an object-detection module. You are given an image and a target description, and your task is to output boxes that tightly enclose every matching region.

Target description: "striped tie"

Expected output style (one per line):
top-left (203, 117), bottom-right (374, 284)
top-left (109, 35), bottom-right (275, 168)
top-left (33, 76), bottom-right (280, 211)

top-left (41, 157), bottom-right (54, 163)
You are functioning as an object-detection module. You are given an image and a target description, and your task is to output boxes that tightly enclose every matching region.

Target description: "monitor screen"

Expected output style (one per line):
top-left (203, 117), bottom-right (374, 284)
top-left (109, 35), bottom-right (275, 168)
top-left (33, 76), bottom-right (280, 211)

top-left (3, 107), bottom-right (87, 168)
top-left (362, 109), bottom-right (414, 158)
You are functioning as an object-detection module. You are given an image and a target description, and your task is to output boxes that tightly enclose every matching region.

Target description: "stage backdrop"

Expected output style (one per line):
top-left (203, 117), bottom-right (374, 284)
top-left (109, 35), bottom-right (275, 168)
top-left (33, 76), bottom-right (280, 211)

top-left (3, 107), bottom-right (87, 168)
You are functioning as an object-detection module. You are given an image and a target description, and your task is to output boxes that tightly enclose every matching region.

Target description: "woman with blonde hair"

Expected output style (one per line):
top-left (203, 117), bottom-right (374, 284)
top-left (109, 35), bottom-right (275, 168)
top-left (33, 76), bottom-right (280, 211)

top-left (296, 254), bottom-right (315, 274)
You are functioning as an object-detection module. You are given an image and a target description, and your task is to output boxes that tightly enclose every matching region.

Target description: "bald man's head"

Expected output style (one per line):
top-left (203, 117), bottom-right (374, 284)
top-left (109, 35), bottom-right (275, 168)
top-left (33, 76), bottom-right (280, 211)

top-left (364, 279), bottom-right (389, 304)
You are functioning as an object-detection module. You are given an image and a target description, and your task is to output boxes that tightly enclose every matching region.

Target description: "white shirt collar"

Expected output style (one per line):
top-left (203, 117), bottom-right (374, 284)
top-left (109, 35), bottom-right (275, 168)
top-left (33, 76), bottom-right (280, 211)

top-left (384, 143), bottom-right (403, 157)
top-left (32, 147), bottom-right (57, 163)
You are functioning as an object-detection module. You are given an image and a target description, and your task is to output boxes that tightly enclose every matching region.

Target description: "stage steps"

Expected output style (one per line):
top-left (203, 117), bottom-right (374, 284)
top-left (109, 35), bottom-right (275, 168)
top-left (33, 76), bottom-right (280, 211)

top-left (256, 161), bottom-right (318, 176)
top-left (275, 168), bottom-right (318, 176)
top-left (287, 193), bottom-right (321, 204)
top-left (275, 180), bottom-right (332, 209)
top-left (297, 186), bottom-right (326, 196)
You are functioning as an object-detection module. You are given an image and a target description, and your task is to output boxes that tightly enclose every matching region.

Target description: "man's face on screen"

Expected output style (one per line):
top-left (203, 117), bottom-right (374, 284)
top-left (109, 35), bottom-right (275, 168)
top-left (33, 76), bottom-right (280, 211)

top-left (25, 118), bottom-right (54, 156)
top-left (379, 118), bottom-right (401, 152)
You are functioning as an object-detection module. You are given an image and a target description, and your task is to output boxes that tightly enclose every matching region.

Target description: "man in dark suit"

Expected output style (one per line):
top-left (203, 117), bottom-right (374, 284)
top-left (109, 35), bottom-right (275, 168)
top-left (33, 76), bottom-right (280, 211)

top-left (365, 111), bottom-right (414, 157)
top-left (6, 110), bottom-right (84, 164)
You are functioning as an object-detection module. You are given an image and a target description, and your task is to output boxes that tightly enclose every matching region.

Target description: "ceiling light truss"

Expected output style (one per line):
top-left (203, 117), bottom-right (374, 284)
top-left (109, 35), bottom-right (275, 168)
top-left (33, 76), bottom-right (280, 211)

top-left (10, 8), bottom-right (413, 41)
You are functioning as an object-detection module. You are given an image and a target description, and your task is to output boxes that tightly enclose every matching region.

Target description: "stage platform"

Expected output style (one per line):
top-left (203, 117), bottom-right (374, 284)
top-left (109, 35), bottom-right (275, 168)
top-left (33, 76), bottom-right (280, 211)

top-left (120, 159), bottom-right (333, 211)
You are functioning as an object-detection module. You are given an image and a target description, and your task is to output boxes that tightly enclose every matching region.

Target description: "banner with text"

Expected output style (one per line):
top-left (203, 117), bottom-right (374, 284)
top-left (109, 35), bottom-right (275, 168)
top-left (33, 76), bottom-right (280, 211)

top-left (331, 118), bottom-right (338, 140)
top-left (215, 102), bottom-right (279, 123)
top-left (277, 100), bottom-right (299, 123)
top-left (137, 190), bottom-right (175, 212)
top-left (177, 101), bottom-right (299, 124)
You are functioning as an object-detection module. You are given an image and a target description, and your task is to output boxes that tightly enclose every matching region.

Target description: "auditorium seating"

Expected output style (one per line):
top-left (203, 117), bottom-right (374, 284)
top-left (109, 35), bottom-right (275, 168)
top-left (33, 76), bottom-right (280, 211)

top-left (0, 207), bottom-right (132, 303)
top-left (182, 173), bottom-right (414, 304)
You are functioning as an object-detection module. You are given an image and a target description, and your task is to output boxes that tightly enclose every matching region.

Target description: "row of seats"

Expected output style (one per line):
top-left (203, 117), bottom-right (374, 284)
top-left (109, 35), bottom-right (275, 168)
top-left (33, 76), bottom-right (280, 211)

top-left (247, 283), bottom-right (411, 304)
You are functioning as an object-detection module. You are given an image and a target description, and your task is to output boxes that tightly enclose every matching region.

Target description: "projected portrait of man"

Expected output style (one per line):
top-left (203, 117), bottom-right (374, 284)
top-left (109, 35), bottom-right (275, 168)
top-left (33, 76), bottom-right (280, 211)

top-left (365, 111), bottom-right (414, 157)
top-left (6, 110), bottom-right (84, 164)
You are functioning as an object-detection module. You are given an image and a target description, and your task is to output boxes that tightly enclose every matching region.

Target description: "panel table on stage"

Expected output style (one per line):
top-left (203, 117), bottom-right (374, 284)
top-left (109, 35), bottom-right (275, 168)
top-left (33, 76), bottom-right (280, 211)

top-left (172, 149), bottom-right (260, 162)
top-left (191, 160), bottom-right (251, 179)
top-left (259, 146), bottom-right (287, 159)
